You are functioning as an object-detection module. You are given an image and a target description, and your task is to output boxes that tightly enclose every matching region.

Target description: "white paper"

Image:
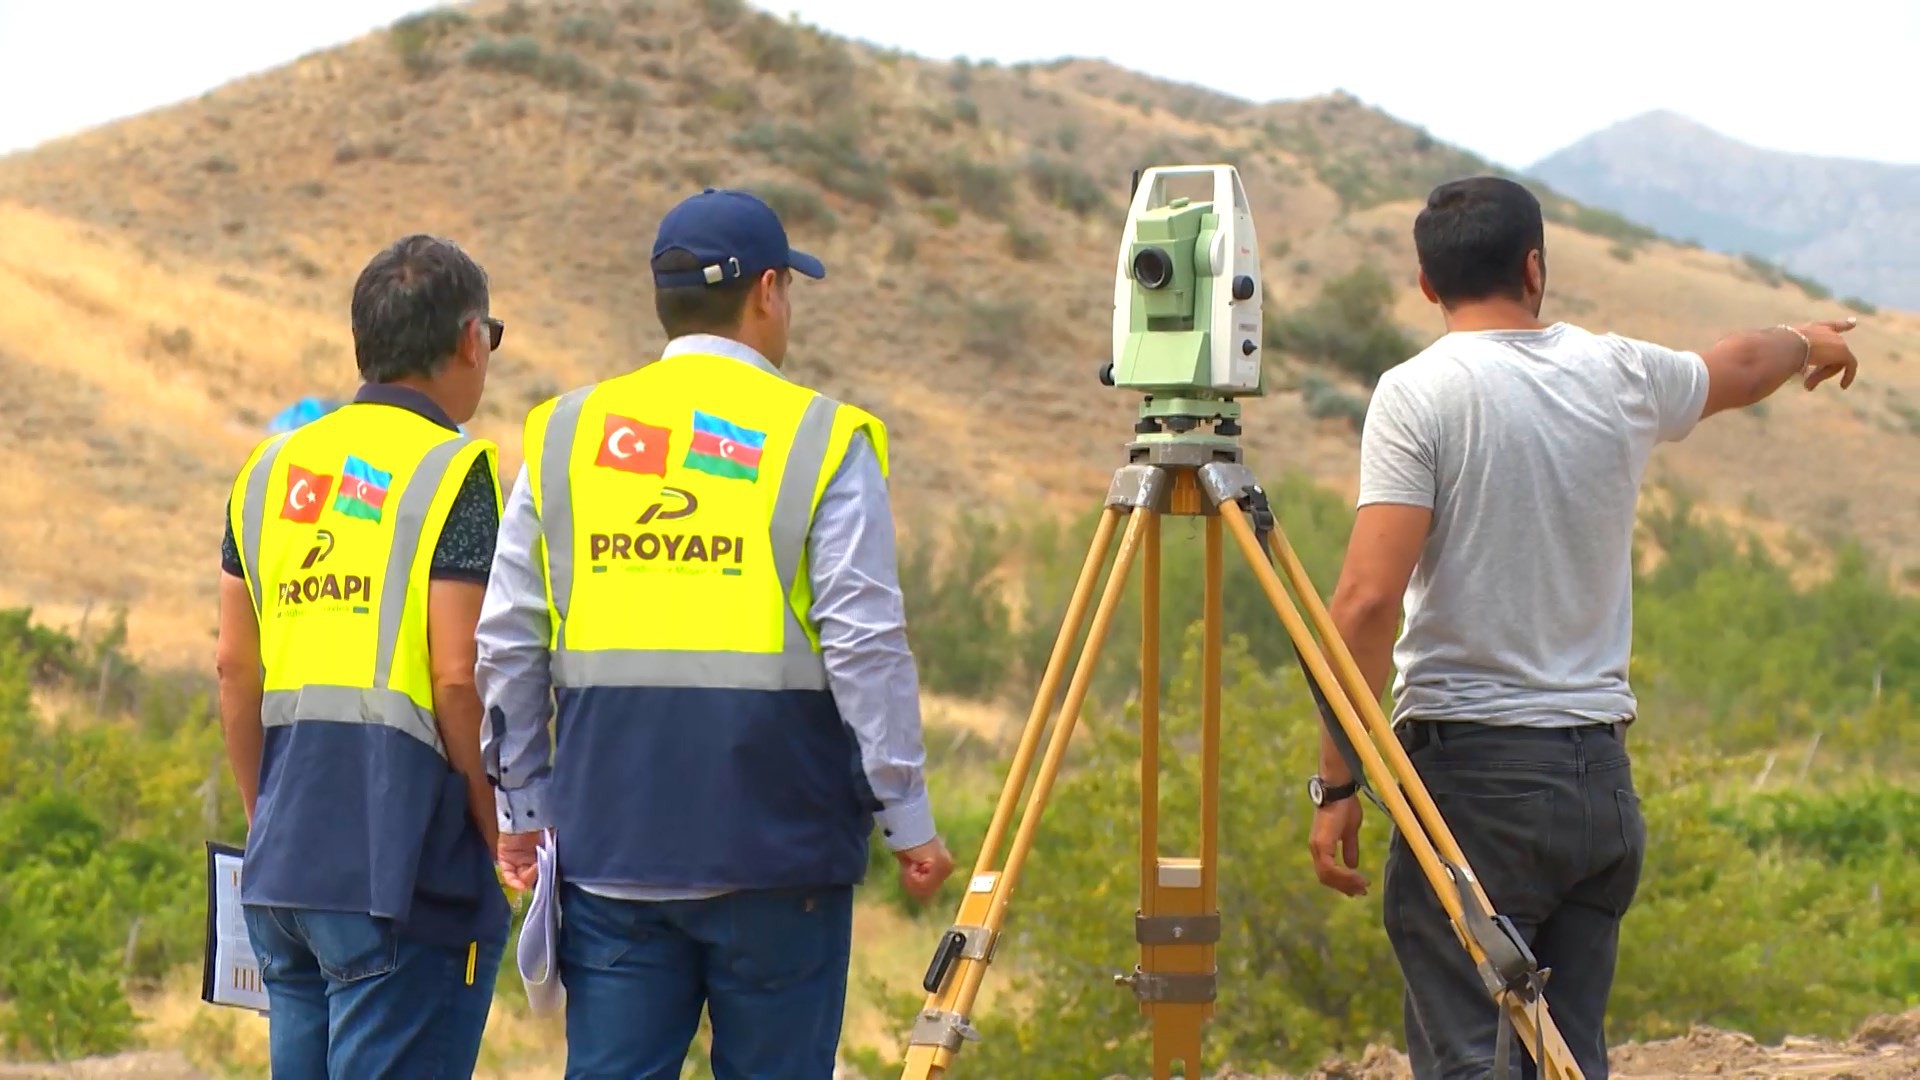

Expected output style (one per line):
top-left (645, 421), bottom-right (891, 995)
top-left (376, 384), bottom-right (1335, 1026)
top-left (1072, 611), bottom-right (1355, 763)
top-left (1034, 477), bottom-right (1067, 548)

top-left (515, 829), bottom-right (565, 1015)
top-left (205, 848), bottom-right (270, 1014)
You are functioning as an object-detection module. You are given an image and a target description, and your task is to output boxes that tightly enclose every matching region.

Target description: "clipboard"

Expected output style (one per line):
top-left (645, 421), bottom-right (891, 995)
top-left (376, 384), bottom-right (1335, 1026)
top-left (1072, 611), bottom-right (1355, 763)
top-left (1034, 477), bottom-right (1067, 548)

top-left (200, 841), bottom-right (270, 1014)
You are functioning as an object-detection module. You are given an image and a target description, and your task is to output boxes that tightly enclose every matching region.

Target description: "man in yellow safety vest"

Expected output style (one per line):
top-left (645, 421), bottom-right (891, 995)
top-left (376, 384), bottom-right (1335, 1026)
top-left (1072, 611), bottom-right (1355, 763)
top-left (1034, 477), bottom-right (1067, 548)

top-left (476, 187), bottom-right (955, 1076)
top-left (215, 235), bottom-right (510, 1078)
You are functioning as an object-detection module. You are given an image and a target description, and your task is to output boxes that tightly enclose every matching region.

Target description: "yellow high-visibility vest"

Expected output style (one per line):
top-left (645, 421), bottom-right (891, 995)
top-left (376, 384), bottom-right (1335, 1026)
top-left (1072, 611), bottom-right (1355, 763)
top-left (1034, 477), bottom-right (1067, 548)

top-left (226, 400), bottom-right (503, 923)
top-left (522, 352), bottom-right (887, 688)
top-left (520, 351), bottom-right (890, 890)
top-left (230, 404), bottom-right (498, 741)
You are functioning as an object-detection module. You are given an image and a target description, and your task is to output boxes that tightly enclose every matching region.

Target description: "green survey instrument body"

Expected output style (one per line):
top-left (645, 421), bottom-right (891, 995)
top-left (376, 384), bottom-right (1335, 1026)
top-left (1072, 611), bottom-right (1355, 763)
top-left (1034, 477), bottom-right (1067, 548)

top-left (1105, 164), bottom-right (1266, 451)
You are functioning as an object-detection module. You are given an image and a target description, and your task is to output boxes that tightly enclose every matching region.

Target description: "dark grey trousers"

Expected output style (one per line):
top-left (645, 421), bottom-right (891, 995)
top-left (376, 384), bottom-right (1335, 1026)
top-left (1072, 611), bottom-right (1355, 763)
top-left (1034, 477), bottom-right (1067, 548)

top-left (1382, 721), bottom-right (1646, 1080)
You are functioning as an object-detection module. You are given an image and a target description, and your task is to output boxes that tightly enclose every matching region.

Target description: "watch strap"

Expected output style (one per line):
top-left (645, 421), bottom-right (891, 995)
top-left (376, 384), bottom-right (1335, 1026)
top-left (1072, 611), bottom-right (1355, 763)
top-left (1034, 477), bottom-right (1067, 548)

top-left (1319, 778), bottom-right (1358, 804)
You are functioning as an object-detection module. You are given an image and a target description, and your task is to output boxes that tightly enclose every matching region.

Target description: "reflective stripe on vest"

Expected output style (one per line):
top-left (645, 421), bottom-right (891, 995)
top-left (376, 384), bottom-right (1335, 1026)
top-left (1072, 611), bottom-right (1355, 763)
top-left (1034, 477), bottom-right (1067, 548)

top-left (237, 434), bottom-right (475, 757)
top-left (537, 389), bottom-right (839, 692)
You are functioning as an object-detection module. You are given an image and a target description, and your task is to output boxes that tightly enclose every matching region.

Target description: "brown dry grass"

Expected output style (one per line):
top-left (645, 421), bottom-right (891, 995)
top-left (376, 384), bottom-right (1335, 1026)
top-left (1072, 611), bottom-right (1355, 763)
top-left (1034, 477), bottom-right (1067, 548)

top-left (0, 0), bottom-right (1914, 665)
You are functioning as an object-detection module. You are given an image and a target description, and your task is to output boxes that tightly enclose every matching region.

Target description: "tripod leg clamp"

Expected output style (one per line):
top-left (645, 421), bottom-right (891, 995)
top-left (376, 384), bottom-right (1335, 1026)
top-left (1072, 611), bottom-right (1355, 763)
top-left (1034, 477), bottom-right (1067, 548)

top-left (1106, 464), bottom-right (1172, 511)
top-left (907, 1009), bottom-right (981, 1054)
top-left (921, 925), bottom-right (996, 994)
top-left (1135, 912), bottom-right (1220, 946)
top-left (1445, 861), bottom-right (1553, 1080)
top-left (1445, 861), bottom-right (1540, 998)
top-left (1195, 462), bottom-right (1265, 521)
top-left (1115, 967), bottom-right (1217, 1004)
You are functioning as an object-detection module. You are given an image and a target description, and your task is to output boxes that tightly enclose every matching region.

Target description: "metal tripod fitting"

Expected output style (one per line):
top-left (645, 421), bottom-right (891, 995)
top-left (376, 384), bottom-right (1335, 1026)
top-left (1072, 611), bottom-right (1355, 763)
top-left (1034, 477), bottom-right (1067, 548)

top-left (895, 454), bottom-right (1589, 1080)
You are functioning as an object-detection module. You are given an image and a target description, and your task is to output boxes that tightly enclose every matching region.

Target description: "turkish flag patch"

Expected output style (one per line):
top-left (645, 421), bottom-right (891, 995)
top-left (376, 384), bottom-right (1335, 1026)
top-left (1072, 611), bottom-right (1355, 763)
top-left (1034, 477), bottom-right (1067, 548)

top-left (594, 413), bottom-right (671, 476)
top-left (280, 464), bottom-right (334, 523)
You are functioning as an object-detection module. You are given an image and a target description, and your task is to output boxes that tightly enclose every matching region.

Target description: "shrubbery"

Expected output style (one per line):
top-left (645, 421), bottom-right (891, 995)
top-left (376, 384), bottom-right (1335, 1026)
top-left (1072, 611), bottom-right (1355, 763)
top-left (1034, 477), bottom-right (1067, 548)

top-left (0, 614), bottom-right (244, 1060)
top-left (870, 479), bottom-right (1920, 1074)
top-left (1268, 265), bottom-right (1421, 386)
top-left (2, 469), bottom-right (1916, 1071)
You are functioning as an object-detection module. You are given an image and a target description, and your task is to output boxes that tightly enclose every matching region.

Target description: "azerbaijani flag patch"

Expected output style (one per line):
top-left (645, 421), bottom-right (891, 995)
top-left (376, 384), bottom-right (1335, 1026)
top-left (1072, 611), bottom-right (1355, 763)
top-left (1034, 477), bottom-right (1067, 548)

top-left (335, 454), bottom-right (392, 523)
top-left (684, 410), bottom-right (766, 482)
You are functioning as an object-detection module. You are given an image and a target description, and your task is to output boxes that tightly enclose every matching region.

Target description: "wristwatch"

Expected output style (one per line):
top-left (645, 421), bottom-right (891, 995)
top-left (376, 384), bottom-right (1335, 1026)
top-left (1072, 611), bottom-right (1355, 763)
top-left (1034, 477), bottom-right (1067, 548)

top-left (1308, 775), bottom-right (1358, 807)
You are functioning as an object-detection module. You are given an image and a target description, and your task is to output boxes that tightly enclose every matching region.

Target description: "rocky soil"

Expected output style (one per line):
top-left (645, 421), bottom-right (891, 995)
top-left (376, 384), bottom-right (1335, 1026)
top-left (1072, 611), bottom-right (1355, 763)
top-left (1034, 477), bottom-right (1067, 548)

top-left (1132, 1008), bottom-right (1920, 1080)
top-left (4, 1009), bottom-right (1916, 1079)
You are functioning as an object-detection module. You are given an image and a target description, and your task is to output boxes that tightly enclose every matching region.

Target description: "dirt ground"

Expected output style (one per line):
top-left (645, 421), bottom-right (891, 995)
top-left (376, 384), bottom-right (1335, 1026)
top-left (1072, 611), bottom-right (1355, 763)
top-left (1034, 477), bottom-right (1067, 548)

top-left (1216, 1008), bottom-right (1920, 1080)
top-left (2, 1009), bottom-right (1915, 1079)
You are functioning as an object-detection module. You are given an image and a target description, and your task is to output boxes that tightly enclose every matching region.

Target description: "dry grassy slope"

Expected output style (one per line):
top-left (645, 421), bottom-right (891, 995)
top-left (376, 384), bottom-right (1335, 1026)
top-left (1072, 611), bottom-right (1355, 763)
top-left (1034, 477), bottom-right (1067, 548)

top-left (0, 0), bottom-right (1916, 668)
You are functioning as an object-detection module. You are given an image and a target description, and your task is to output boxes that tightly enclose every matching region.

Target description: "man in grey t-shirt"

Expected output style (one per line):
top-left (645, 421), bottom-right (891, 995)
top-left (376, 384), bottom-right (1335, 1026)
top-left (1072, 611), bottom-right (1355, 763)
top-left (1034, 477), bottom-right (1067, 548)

top-left (1310, 176), bottom-right (1861, 1080)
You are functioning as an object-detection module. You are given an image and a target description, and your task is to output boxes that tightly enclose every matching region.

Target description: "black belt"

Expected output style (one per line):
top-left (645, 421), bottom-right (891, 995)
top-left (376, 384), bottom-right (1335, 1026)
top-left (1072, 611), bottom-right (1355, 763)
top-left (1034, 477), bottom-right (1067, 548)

top-left (1396, 719), bottom-right (1627, 753)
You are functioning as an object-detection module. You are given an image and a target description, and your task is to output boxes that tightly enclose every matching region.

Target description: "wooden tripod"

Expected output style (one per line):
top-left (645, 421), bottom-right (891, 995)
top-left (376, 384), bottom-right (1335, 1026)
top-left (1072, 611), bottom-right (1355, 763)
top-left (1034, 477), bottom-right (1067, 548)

top-left (899, 442), bottom-right (1585, 1080)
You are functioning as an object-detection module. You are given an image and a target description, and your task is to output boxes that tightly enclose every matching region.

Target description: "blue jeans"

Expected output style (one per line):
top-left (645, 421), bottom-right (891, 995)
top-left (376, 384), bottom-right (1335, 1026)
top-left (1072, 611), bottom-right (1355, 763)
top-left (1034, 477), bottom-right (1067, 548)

top-left (558, 882), bottom-right (855, 1079)
top-left (1383, 722), bottom-right (1646, 1080)
top-left (242, 905), bottom-right (504, 1080)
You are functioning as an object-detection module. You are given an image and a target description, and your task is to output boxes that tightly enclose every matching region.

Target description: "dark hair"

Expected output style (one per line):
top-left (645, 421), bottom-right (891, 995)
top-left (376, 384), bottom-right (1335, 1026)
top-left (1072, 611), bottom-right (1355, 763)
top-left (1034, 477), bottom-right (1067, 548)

top-left (650, 249), bottom-right (784, 338)
top-left (349, 234), bottom-right (490, 382)
top-left (1412, 177), bottom-right (1545, 307)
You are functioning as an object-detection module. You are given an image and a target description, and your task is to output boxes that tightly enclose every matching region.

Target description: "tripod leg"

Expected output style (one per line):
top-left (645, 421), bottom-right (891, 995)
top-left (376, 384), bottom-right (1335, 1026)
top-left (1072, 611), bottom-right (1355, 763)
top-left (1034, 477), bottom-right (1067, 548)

top-left (1259, 519), bottom-right (1497, 929)
top-left (1127, 508), bottom-right (1219, 1080)
top-left (902, 503), bottom-right (1154, 1079)
top-left (1210, 499), bottom-right (1585, 1080)
top-left (977, 507), bottom-right (1122, 880)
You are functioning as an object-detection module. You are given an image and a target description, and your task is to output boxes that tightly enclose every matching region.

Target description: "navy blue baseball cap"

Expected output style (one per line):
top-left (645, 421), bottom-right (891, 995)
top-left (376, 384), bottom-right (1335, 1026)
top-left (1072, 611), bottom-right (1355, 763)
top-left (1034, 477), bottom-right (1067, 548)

top-left (650, 187), bottom-right (826, 288)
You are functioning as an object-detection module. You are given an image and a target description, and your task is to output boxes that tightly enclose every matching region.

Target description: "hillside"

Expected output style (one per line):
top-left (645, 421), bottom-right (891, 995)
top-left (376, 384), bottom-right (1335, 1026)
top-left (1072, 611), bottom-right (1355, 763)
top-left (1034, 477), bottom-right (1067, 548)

top-left (1530, 109), bottom-right (1920, 310)
top-left (1, 0), bottom-right (1919, 669)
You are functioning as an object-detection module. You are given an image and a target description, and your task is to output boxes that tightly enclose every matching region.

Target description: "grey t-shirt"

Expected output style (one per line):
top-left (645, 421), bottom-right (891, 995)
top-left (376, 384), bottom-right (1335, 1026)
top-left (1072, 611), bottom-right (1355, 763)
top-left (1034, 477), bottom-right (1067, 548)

top-left (1358, 321), bottom-right (1710, 728)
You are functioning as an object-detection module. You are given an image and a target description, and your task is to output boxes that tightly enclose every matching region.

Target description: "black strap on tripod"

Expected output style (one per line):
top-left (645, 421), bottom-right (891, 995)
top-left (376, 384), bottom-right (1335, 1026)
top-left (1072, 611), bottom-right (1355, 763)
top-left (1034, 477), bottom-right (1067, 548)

top-left (1238, 486), bottom-right (1382, 813)
top-left (1239, 482), bottom-right (1549, 1079)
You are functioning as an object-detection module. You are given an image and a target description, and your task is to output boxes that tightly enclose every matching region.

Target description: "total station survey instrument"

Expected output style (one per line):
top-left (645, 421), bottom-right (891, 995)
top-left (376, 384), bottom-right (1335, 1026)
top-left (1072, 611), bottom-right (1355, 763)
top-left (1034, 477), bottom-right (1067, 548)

top-left (896, 164), bottom-right (1587, 1080)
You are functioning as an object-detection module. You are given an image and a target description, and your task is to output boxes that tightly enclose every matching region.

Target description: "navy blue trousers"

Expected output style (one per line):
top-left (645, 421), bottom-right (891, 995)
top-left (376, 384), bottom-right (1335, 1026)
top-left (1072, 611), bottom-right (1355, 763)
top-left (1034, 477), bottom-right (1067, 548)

top-left (243, 906), bottom-right (503, 1079)
top-left (557, 881), bottom-right (855, 1079)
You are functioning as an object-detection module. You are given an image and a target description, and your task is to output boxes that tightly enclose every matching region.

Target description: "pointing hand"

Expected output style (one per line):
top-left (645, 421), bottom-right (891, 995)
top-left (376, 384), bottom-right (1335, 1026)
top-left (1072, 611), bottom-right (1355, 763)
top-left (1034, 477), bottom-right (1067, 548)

top-left (1794, 316), bottom-right (1861, 391)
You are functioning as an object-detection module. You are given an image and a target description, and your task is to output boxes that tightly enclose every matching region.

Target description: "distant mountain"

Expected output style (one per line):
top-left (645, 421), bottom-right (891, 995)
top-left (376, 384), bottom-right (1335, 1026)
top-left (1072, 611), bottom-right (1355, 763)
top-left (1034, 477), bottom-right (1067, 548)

top-left (1529, 110), bottom-right (1920, 311)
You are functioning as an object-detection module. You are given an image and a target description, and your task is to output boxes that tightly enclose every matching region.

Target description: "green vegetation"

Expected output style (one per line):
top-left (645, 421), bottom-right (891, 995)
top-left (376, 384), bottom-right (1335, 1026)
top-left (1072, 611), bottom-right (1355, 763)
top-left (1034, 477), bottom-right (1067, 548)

top-left (0, 610), bottom-right (244, 1061)
top-left (1025, 155), bottom-right (1111, 219)
top-left (1562, 204), bottom-right (1662, 247)
top-left (896, 152), bottom-right (1014, 220)
top-left (463, 36), bottom-right (604, 93)
top-left (730, 120), bottom-right (894, 210)
top-left (1300, 371), bottom-right (1370, 432)
top-left (2, 478), bottom-right (1914, 1073)
top-left (388, 6), bottom-right (471, 77)
top-left (1267, 264), bottom-right (1421, 387)
top-left (859, 481), bottom-right (1919, 1075)
top-left (1739, 253), bottom-right (1834, 301)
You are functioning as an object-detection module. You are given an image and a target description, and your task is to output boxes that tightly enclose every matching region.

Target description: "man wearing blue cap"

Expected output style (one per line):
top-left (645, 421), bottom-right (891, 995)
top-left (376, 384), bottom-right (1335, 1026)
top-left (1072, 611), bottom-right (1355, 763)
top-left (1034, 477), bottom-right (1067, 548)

top-left (476, 187), bottom-right (954, 1077)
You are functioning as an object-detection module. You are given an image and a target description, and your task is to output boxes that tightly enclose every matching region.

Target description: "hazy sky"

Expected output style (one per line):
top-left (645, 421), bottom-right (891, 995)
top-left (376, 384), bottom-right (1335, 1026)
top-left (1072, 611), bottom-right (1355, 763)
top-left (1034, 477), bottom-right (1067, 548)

top-left (1, 0), bottom-right (1916, 168)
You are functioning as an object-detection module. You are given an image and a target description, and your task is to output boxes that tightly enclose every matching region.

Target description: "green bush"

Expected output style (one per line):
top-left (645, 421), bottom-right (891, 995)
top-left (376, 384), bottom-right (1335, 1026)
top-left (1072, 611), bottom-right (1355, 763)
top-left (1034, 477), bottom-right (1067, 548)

top-left (727, 120), bottom-right (892, 209)
top-left (752, 183), bottom-right (836, 231)
top-left (1004, 222), bottom-right (1050, 262)
top-left (387, 6), bottom-right (468, 76)
top-left (857, 474), bottom-right (1920, 1069)
top-left (1568, 205), bottom-right (1660, 245)
top-left (896, 153), bottom-right (1011, 220)
top-left (1025, 156), bottom-right (1112, 218)
top-left (0, 613), bottom-right (244, 1060)
top-left (1301, 372), bottom-right (1369, 432)
top-left (899, 515), bottom-right (1018, 699)
top-left (1268, 264), bottom-right (1420, 386)
top-left (463, 37), bottom-right (603, 93)
top-left (4, 430), bottom-right (1918, 1071)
